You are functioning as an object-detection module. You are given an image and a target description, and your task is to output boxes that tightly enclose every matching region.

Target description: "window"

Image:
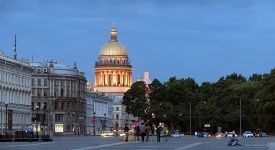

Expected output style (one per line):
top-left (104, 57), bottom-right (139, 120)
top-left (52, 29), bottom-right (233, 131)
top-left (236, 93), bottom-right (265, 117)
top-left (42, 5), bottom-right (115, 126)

top-left (44, 79), bottom-right (48, 86)
top-left (116, 107), bottom-right (119, 111)
top-left (38, 79), bottom-right (41, 86)
top-left (55, 102), bottom-right (58, 110)
top-left (32, 79), bottom-right (35, 86)
top-left (44, 89), bottom-right (48, 97)
top-left (37, 89), bottom-right (41, 97)
top-left (61, 102), bottom-right (64, 110)
top-left (37, 102), bottom-right (41, 109)
top-left (55, 114), bottom-right (64, 122)
top-left (43, 102), bottom-right (47, 110)
top-left (61, 80), bottom-right (64, 86)
top-left (116, 114), bottom-right (119, 120)
top-left (61, 88), bottom-right (64, 97)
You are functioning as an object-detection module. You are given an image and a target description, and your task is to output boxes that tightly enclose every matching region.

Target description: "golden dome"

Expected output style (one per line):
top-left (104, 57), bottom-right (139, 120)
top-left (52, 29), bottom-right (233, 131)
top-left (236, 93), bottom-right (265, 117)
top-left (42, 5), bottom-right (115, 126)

top-left (99, 25), bottom-right (128, 56)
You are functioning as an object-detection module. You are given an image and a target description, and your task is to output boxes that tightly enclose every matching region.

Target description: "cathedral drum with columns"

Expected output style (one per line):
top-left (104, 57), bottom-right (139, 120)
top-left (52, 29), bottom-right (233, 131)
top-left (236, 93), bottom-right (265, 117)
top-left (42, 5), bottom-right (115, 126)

top-left (94, 25), bottom-right (132, 96)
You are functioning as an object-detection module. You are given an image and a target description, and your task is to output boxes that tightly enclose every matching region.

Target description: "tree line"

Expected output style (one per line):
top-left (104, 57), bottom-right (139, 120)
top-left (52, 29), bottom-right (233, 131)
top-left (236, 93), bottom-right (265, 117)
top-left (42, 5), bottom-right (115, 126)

top-left (123, 68), bottom-right (275, 134)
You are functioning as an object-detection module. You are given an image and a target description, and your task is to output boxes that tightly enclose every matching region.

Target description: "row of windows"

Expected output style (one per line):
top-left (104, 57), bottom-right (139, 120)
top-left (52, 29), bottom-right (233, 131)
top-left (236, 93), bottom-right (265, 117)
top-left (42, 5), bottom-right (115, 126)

top-left (113, 107), bottom-right (120, 111)
top-left (0, 71), bottom-right (31, 88)
top-left (2, 112), bottom-right (30, 125)
top-left (1, 90), bottom-right (31, 105)
top-left (32, 79), bottom-right (48, 86)
top-left (32, 102), bottom-right (85, 111)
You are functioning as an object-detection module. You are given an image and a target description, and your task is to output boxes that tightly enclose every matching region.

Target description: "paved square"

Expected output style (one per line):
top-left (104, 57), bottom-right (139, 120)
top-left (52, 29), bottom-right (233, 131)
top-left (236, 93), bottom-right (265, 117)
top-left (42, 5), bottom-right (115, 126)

top-left (0, 136), bottom-right (273, 150)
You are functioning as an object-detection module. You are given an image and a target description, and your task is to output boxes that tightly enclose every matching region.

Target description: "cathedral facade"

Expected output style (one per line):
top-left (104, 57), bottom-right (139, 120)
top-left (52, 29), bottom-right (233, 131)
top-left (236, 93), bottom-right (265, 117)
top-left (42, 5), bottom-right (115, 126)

top-left (94, 25), bottom-right (133, 96)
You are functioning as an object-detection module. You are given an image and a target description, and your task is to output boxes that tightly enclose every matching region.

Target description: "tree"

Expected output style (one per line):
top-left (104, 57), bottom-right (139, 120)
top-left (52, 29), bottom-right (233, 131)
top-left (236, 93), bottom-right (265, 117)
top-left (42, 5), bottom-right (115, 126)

top-left (123, 81), bottom-right (149, 119)
top-left (148, 79), bottom-right (168, 124)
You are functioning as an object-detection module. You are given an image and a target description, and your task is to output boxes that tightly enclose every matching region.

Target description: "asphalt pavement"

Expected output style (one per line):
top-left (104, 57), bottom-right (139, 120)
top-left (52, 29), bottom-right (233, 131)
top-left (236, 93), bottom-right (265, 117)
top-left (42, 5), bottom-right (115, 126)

top-left (0, 135), bottom-right (273, 150)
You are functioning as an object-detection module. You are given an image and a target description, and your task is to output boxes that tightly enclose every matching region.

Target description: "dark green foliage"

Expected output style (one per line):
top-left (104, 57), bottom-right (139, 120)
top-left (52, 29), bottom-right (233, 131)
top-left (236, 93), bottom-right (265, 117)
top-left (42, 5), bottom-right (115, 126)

top-left (122, 81), bottom-right (149, 118)
top-left (124, 68), bottom-right (275, 133)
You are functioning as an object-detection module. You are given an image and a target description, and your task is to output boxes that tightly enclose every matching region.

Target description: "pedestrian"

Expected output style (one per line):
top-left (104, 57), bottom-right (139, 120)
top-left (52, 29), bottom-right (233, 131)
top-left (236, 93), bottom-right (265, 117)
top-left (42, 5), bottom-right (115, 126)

top-left (145, 125), bottom-right (150, 142)
top-left (140, 122), bottom-right (146, 142)
top-left (156, 124), bottom-right (162, 142)
top-left (26, 124), bottom-right (33, 142)
top-left (134, 124), bottom-right (140, 141)
top-left (151, 125), bottom-right (155, 135)
top-left (163, 126), bottom-right (168, 142)
top-left (124, 124), bottom-right (130, 142)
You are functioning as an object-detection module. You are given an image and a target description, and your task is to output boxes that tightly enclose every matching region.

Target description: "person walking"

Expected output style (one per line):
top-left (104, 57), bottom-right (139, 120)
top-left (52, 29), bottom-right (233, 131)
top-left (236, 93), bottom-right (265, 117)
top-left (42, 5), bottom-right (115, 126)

top-left (26, 125), bottom-right (33, 142)
top-left (156, 124), bottom-right (162, 142)
top-left (124, 124), bottom-right (130, 142)
top-left (145, 125), bottom-right (150, 142)
top-left (140, 122), bottom-right (146, 142)
top-left (163, 126), bottom-right (168, 142)
top-left (134, 123), bottom-right (140, 141)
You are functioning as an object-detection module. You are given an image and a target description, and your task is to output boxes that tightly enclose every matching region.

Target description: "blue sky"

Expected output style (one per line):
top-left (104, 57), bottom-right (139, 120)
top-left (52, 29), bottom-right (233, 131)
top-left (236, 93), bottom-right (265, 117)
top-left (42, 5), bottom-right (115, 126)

top-left (0, 0), bottom-right (275, 83)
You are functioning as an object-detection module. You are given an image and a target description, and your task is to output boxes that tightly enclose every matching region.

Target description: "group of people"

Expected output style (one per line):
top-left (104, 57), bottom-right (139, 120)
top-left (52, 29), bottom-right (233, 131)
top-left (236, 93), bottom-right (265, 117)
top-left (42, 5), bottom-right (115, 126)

top-left (123, 121), bottom-right (170, 142)
top-left (124, 121), bottom-right (151, 142)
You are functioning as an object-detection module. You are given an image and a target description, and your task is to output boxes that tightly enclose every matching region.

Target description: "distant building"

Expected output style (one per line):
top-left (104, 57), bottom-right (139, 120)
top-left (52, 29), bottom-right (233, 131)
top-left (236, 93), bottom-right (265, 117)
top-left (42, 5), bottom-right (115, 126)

top-left (85, 91), bottom-right (113, 135)
top-left (112, 96), bottom-right (136, 129)
top-left (143, 71), bottom-right (151, 85)
top-left (0, 51), bottom-right (33, 133)
top-left (30, 61), bottom-right (86, 135)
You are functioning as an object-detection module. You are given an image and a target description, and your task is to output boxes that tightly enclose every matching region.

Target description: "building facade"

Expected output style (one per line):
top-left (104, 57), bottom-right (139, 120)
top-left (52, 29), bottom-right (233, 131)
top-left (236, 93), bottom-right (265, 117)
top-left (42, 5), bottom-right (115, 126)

top-left (0, 52), bottom-right (33, 134)
top-left (30, 61), bottom-right (86, 135)
top-left (112, 97), bottom-right (136, 129)
top-left (94, 25), bottom-right (133, 96)
top-left (85, 91), bottom-right (113, 135)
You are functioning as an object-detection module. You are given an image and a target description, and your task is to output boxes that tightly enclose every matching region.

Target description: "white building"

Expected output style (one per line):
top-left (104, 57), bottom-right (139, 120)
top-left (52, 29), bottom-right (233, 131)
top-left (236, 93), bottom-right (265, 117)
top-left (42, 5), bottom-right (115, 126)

top-left (85, 91), bottom-right (113, 135)
top-left (0, 52), bottom-right (33, 134)
top-left (112, 96), bottom-right (137, 129)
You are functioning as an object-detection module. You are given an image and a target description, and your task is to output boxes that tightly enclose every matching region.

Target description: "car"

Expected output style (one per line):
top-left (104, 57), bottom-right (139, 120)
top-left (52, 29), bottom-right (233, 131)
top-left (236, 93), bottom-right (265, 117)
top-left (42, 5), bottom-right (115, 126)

top-left (243, 131), bottom-right (254, 138)
top-left (171, 131), bottom-right (184, 138)
top-left (100, 131), bottom-right (114, 137)
top-left (197, 132), bottom-right (210, 138)
top-left (259, 132), bottom-right (268, 137)
top-left (215, 132), bottom-right (225, 138)
top-left (227, 132), bottom-right (237, 138)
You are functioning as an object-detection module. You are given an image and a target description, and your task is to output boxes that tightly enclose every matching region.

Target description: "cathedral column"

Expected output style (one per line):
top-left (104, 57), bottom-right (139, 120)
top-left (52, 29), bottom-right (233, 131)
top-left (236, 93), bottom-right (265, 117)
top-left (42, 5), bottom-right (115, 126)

top-left (104, 71), bottom-right (108, 86)
top-left (121, 72), bottom-right (124, 86)
top-left (125, 72), bottom-right (128, 86)
top-left (129, 72), bottom-right (132, 85)
top-left (107, 72), bottom-right (110, 86)
top-left (113, 73), bottom-right (117, 86)
top-left (119, 72), bottom-right (122, 86)
top-left (99, 72), bottom-right (103, 86)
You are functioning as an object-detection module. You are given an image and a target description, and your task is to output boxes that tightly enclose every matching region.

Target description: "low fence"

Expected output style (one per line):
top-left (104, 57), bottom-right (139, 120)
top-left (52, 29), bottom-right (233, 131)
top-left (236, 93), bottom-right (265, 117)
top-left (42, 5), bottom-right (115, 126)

top-left (0, 131), bottom-right (52, 142)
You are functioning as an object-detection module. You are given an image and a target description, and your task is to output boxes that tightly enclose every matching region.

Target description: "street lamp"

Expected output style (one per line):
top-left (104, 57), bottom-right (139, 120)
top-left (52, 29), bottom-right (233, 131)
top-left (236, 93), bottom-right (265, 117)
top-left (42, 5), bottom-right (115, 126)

top-left (35, 105), bottom-right (39, 136)
top-left (4, 102), bottom-right (8, 132)
top-left (189, 101), bottom-right (192, 135)
top-left (102, 113), bottom-right (106, 131)
top-left (239, 98), bottom-right (242, 136)
top-left (93, 111), bottom-right (96, 136)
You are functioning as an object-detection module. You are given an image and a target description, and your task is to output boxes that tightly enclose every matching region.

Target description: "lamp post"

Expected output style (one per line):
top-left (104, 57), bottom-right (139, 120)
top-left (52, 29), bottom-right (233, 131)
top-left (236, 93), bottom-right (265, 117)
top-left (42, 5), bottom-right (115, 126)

top-left (239, 98), bottom-right (242, 136)
top-left (93, 112), bottom-right (96, 136)
top-left (4, 102), bottom-right (8, 132)
top-left (189, 101), bottom-right (192, 135)
top-left (35, 105), bottom-right (39, 136)
top-left (103, 113), bottom-right (106, 131)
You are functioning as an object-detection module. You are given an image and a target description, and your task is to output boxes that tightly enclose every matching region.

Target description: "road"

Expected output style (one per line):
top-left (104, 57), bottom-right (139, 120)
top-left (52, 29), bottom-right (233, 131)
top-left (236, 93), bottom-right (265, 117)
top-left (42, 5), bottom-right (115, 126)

top-left (0, 135), bottom-right (273, 150)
